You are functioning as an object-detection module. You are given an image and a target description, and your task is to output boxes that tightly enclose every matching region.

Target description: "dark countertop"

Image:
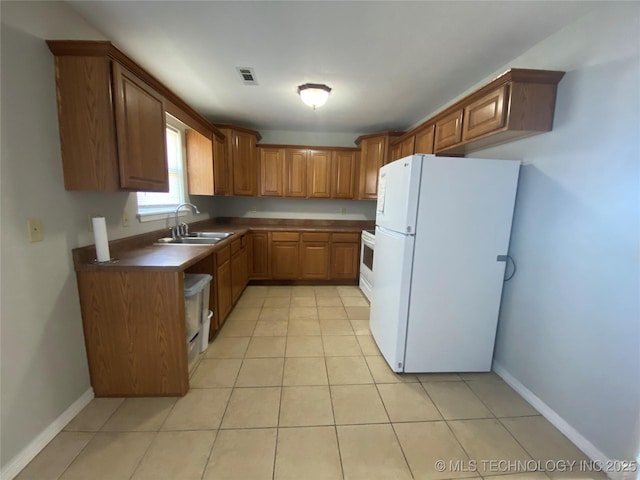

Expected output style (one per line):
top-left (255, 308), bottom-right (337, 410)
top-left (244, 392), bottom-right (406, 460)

top-left (73, 219), bottom-right (373, 272)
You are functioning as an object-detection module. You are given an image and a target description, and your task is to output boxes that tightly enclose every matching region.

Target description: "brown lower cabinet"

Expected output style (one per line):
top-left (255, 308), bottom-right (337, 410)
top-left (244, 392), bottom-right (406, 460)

top-left (270, 232), bottom-right (300, 279)
top-left (266, 231), bottom-right (359, 282)
top-left (215, 246), bottom-right (233, 328)
top-left (248, 232), bottom-right (269, 278)
top-left (300, 233), bottom-right (330, 280)
top-left (330, 233), bottom-right (360, 279)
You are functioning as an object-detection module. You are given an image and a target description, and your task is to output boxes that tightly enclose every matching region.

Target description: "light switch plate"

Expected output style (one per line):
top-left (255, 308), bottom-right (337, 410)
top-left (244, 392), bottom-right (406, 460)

top-left (28, 218), bottom-right (43, 242)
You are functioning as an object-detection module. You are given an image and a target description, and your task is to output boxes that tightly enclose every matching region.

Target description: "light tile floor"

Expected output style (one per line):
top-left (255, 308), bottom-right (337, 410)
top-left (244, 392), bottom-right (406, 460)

top-left (17, 285), bottom-right (603, 480)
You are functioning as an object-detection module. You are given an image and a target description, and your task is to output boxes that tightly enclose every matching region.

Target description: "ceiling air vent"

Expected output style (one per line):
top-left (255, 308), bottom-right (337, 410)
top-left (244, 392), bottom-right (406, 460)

top-left (236, 67), bottom-right (258, 85)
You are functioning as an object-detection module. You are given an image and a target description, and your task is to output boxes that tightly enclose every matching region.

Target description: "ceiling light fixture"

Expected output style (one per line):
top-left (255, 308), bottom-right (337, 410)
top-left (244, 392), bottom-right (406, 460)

top-left (297, 83), bottom-right (331, 110)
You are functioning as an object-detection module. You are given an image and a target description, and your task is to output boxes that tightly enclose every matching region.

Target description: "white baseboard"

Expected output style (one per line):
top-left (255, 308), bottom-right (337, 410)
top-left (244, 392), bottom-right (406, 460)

top-left (0, 388), bottom-right (94, 480)
top-left (493, 362), bottom-right (637, 480)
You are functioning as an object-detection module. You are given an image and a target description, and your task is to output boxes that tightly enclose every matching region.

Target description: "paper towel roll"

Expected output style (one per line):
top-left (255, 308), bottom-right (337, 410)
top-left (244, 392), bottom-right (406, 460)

top-left (92, 217), bottom-right (111, 262)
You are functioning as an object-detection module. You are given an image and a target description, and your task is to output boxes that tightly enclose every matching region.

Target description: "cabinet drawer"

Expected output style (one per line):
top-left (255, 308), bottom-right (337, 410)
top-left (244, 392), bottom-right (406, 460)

top-left (216, 245), bottom-right (230, 265)
top-left (230, 238), bottom-right (242, 255)
top-left (462, 85), bottom-right (507, 142)
top-left (301, 232), bottom-right (330, 242)
top-left (332, 232), bottom-right (360, 243)
top-left (434, 109), bottom-right (463, 151)
top-left (271, 232), bottom-right (300, 242)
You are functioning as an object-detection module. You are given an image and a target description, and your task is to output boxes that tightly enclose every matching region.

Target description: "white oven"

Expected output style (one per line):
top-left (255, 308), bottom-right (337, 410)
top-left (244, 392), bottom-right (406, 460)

top-left (359, 230), bottom-right (375, 301)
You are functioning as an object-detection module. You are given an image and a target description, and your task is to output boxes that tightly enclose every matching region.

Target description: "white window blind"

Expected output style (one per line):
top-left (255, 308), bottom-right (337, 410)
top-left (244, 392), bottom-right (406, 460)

top-left (137, 124), bottom-right (185, 214)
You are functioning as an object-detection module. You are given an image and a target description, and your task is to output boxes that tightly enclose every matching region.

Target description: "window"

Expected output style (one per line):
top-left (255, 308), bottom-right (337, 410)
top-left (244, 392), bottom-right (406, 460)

top-left (136, 121), bottom-right (186, 220)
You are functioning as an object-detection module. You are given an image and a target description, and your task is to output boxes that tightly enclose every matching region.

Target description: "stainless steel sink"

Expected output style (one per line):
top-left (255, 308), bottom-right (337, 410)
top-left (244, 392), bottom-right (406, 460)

top-left (154, 231), bottom-right (234, 246)
top-left (186, 232), bottom-right (234, 239)
top-left (154, 237), bottom-right (223, 245)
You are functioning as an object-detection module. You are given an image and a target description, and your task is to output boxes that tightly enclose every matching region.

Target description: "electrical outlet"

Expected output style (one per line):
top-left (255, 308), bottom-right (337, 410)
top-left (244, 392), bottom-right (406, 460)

top-left (250, 206), bottom-right (257, 213)
top-left (340, 207), bottom-right (347, 215)
top-left (27, 218), bottom-right (44, 242)
top-left (122, 210), bottom-right (130, 227)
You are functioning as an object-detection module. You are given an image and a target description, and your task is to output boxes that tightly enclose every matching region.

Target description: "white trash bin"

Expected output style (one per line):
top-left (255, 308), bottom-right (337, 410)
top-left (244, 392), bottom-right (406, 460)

top-left (201, 310), bottom-right (213, 352)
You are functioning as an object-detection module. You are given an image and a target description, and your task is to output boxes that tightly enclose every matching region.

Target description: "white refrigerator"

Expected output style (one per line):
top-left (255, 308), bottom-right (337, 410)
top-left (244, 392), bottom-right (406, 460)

top-left (369, 154), bottom-right (520, 373)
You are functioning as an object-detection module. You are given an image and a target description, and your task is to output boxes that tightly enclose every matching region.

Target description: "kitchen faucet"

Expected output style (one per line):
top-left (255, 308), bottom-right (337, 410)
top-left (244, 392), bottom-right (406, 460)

top-left (172, 203), bottom-right (200, 238)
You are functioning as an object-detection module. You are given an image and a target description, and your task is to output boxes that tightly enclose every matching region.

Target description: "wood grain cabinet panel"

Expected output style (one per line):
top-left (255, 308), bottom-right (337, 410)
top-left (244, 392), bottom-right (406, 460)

top-left (300, 241), bottom-right (330, 280)
top-left (271, 239), bottom-right (300, 279)
top-left (285, 149), bottom-right (307, 197)
top-left (307, 150), bottom-right (331, 198)
top-left (355, 132), bottom-right (402, 199)
top-left (330, 241), bottom-right (360, 280)
top-left (113, 62), bottom-right (168, 191)
top-left (248, 232), bottom-right (269, 279)
top-left (231, 130), bottom-right (257, 196)
top-left (400, 136), bottom-right (416, 158)
top-left (389, 142), bottom-right (402, 163)
top-left (259, 147), bottom-right (284, 196)
top-left (213, 135), bottom-right (230, 195)
top-left (414, 125), bottom-right (435, 154)
top-left (358, 136), bottom-right (386, 199)
top-left (76, 271), bottom-right (187, 396)
top-left (462, 85), bottom-right (507, 142)
top-left (49, 51), bottom-right (169, 192)
top-left (186, 129), bottom-right (214, 195)
top-left (434, 109), bottom-right (464, 151)
top-left (330, 151), bottom-right (357, 199)
top-left (216, 257), bottom-right (232, 323)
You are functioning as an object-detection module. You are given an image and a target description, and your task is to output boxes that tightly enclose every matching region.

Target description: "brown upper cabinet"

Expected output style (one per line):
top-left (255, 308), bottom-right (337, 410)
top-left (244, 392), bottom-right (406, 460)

top-left (355, 132), bottom-right (403, 199)
top-left (48, 42), bottom-right (169, 192)
top-left (307, 150), bottom-right (332, 198)
top-left (259, 147), bottom-right (285, 197)
top-left (431, 69), bottom-right (564, 154)
top-left (285, 149), bottom-right (308, 198)
top-left (434, 109), bottom-right (464, 151)
top-left (185, 129), bottom-right (213, 195)
top-left (414, 125), bottom-right (435, 154)
top-left (215, 125), bottom-right (261, 196)
top-left (257, 146), bottom-right (359, 200)
top-left (331, 150), bottom-right (358, 199)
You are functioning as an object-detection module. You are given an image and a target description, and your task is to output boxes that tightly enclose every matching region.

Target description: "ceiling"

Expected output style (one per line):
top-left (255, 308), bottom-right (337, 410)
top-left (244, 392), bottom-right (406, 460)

top-left (67, 1), bottom-right (596, 134)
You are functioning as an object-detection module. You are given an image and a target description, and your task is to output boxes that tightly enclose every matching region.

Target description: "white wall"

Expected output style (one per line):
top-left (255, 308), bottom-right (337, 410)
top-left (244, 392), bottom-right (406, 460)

top-left (0, 1), bottom-right (215, 468)
top-left (258, 129), bottom-right (364, 147)
top-left (215, 196), bottom-right (375, 221)
top-left (462, 4), bottom-right (639, 463)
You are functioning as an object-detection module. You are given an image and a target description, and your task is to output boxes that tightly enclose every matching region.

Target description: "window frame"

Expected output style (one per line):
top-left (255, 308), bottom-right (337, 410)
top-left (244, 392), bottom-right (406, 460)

top-left (136, 115), bottom-right (187, 221)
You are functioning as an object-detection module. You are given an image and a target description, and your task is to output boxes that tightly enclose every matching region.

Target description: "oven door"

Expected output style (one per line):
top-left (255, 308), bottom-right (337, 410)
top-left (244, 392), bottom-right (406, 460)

top-left (359, 235), bottom-right (375, 300)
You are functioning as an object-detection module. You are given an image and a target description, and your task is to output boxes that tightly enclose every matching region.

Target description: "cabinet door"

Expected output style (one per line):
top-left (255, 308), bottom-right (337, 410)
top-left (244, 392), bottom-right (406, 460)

top-left (462, 85), bottom-right (507, 142)
top-left (232, 130), bottom-right (257, 196)
top-left (389, 143), bottom-right (402, 163)
top-left (240, 245), bottom-right (249, 290)
top-left (213, 134), bottom-right (230, 195)
top-left (216, 260), bottom-right (232, 326)
top-left (259, 148), bottom-right (284, 196)
top-left (186, 129), bottom-right (214, 195)
top-left (307, 150), bottom-right (331, 198)
top-left (231, 251), bottom-right (243, 303)
top-left (358, 136), bottom-right (387, 199)
top-left (331, 242), bottom-right (359, 280)
top-left (285, 149), bottom-right (307, 197)
top-left (248, 232), bottom-right (269, 279)
top-left (434, 109), bottom-right (463, 151)
top-left (112, 62), bottom-right (168, 192)
top-left (271, 241), bottom-right (300, 279)
top-left (301, 234), bottom-right (330, 280)
top-left (331, 151), bottom-right (357, 199)
top-left (414, 125), bottom-right (435, 154)
top-left (400, 136), bottom-right (415, 158)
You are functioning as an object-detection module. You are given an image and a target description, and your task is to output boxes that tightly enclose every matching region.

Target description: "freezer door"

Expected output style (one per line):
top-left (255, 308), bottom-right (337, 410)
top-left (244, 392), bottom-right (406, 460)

top-left (369, 226), bottom-right (415, 372)
top-left (376, 155), bottom-right (423, 234)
